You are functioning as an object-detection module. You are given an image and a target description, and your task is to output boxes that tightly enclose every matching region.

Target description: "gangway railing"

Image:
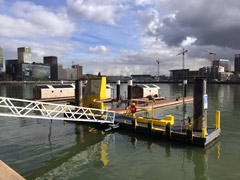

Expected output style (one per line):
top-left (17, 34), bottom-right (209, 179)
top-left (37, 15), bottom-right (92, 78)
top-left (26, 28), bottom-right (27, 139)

top-left (0, 97), bottom-right (115, 124)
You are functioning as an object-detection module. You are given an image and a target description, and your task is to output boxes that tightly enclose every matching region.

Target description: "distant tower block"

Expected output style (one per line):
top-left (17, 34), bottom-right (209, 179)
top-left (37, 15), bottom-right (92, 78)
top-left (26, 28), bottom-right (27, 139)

top-left (44, 56), bottom-right (58, 81)
top-left (18, 47), bottom-right (32, 64)
top-left (234, 54), bottom-right (240, 73)
top-left (72, 65), bottom-right (83, 79)
top-left (43, 56), bottom-right (58, 65)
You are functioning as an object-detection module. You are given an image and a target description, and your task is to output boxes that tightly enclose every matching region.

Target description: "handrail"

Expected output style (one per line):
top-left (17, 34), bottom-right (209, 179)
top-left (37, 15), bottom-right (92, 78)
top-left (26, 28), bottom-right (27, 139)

top-left (0, 96), bottom-right (115, 124)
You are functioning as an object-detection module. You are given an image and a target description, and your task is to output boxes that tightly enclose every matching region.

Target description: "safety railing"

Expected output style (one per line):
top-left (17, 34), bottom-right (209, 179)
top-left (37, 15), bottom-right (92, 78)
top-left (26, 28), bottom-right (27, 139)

top-left (0, 97), bottom-right (115, 123)
top-left (124, 99), bottom-right (155, 119)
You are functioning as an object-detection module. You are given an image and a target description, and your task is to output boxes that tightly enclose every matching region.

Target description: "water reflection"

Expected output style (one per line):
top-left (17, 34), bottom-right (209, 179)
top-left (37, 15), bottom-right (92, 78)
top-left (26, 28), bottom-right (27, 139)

top-left (24, 124), bottom-right (111, 180)
top-left (0, 84), bottom-right (34, 99)
top-left (126, 132), bottom-right (220, 180)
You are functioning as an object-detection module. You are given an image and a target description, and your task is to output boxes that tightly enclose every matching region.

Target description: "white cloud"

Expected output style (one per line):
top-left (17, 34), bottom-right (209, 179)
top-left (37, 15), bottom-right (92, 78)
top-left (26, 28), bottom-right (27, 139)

top-left (181, 37), bottom-right (197, 47)
top-left (0, 1), bottom-right (75, 39)
top-left (0, 38), bottom-right (79, 63)
top-left (66, 0), bottom-right (116, 25)
top-left (89, 45), bottom-right (109, 56)
top-left (135, 0), bottom-right (154, 6)
top-left (137, 8), bottom-right (161, 36)
top-left (70, 36), bottom-right (210, 76)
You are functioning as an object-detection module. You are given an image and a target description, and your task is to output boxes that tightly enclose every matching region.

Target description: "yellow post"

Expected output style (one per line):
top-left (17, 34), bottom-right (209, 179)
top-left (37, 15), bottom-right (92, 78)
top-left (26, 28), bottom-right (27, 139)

top-left (133, 113), bottom-right (137, 129)
top-left (152, 100), bottom-right (154, 119)
top-left (216, 111), bottom-right (220, 129)
top-left (202, 128), bottom-right (206, 138)
top-left (135, 115), bottom-right (138, 127)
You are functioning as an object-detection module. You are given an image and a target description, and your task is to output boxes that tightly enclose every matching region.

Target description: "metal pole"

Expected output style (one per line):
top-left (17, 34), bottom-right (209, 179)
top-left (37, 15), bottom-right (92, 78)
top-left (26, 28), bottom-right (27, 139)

top-left (204, 80), bottom-right (207, 134)
top-left (116, 80), bottom-right (120, 102)
top-left (183, 80), bottom-right (187, 122)
top-left (128, 79), bottom-right (133, 105)
top-left (182, 47), bottom-right (184, 70)
top-left (157, 61), bottom-right (159, 81)
top-left (79, 80), bottom-right (82, 106)
top-left (75, 80), bottom-right (79, 106)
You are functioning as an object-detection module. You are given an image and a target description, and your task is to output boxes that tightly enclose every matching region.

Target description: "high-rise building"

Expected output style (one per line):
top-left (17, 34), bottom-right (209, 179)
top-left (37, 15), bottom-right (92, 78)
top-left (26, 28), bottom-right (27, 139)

top-left (18, 47), bottom-right (32, 64)
top-left (72, 65), bottom-right (83, 79)
top-left (213, 59), bottom-right (231, 72)
top-left (43, 56), bottom-right (58, 81)
top-left (18, 63), bottom-right (51, 81)
top-left (43, 56), bottom-right (57, 65)
top-left (235, 54), bottom-right (240, 73)
top-left (0, 47), bottom-right (3, 72)
top-left (5, 59), bottom-right (18, 80)
top-left (58, 64), bottom-right (78, 80)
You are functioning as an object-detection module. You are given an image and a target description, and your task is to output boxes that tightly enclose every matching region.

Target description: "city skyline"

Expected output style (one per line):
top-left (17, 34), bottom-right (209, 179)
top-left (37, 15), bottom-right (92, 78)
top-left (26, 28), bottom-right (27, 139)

top-left (1, 0), bottom-right (240, 75)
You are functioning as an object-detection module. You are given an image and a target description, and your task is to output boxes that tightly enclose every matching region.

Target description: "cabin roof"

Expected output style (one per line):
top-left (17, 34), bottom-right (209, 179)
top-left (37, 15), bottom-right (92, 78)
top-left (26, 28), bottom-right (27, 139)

top-left (134, 84), bottom-right (160, 89)
top-left (36, 84), bottom-right (74, 89)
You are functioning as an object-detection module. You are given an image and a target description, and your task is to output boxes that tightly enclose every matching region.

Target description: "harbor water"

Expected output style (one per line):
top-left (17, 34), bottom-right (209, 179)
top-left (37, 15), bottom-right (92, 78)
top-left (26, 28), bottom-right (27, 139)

top-left (0, 83), bottom-right (240, 179)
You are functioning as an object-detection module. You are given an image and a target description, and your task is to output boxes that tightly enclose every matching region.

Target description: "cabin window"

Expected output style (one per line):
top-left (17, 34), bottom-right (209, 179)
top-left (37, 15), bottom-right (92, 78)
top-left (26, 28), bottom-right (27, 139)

top-left (52, 91), bottom-right (54, 93)
top-left (60, 90), bottom-right (62, 93)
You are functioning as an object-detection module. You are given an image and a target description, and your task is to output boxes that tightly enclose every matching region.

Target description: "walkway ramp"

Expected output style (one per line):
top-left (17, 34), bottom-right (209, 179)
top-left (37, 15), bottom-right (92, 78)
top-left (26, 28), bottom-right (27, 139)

top-left (0, 97), bottom-right (115, 124)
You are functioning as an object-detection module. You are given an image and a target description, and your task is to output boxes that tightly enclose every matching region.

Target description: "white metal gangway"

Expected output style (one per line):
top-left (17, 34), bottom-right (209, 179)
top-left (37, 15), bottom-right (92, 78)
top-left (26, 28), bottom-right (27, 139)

top-left (0, 97), bottom-right (115, 124)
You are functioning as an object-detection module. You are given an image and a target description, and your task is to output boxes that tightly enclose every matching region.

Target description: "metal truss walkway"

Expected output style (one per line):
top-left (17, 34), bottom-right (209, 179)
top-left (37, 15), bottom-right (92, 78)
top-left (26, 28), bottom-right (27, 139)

top-left (0, 97), bottom-right (115, 124)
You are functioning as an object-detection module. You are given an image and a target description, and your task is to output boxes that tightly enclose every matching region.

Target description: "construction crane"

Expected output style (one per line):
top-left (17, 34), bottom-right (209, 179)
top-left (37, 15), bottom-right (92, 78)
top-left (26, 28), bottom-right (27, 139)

top-left (176, 48), bottom-right (188, 69)
top-left (204, 49), bottom-right (216, 66)
top-left (156, 59), bottom-right (163, 81)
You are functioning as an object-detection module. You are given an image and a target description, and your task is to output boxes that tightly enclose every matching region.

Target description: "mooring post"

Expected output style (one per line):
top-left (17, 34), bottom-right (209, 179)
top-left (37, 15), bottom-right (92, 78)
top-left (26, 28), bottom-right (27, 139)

top-left (182, 80), bottom-right (187, 123)
top-left (183, 79), bottom-right (187, 97)
top-left (75, 80), bottom-right (79, 106)
top-left (193, 78), bottom-right (208, 134)
top-left (116, 80), bottom-right (121, 102)
top-left (79, 80), bottom-right (83, 106)
top-left (128, 79), bottom-right (133, 105)
top-left (75, 80), bottom-right (82, 106)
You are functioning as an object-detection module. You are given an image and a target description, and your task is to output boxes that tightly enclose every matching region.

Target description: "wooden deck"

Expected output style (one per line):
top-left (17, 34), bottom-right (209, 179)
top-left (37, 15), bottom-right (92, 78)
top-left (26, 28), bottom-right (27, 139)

top-left (111, 96), bottom-right (193, 114)
top-left (0, 160), bottom-right (25, 180)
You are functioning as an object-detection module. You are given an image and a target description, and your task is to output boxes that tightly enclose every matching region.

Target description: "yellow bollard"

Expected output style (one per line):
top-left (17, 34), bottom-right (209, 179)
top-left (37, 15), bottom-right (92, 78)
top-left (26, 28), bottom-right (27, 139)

top-left (202, 128), bottom-right (206, 138)
top-left (152, 100), bottom-right (154, 119)
top-left (135, 116), bottom-right (138, 127)
top-left (216, 111), bottom-right (220, 129)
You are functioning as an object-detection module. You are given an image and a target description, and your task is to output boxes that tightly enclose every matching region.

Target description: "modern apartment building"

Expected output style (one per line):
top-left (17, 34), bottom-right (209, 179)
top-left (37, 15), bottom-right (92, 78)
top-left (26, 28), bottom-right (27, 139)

top-left (18, 47), bottom-right (32, 64)
top-left (213, 59), bottom-right (231, 72)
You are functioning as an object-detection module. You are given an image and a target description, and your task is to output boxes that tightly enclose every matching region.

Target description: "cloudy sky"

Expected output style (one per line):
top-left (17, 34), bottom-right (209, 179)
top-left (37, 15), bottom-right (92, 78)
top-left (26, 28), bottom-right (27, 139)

top-left (1, 0), bottom-right (240, 75)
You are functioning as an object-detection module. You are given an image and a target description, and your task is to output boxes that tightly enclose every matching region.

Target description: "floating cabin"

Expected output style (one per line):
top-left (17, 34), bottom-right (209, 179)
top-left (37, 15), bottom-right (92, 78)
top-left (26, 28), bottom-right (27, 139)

top-left (106, 84), bottom-right (114, 99)
top-left (132, 84), bottom-right (160, 98)
top-left (33, 84), bottom-right (113, 100)
top-left (33, 84), bottom-right (75, 99)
